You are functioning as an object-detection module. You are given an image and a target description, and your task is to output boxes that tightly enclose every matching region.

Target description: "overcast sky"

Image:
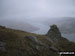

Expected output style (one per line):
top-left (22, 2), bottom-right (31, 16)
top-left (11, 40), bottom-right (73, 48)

top-left (0, 0), bottom-right (75, 20)
top-left (0, 0), bottom-right (75, 34)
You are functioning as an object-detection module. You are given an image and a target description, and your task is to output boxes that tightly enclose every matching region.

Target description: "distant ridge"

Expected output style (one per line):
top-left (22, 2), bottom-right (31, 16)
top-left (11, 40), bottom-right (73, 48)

top-left (56, 17), bottom-right (75, 33)
top-left (0, 19), bottom-right (39, 32)
top-left (42, 17), bottom-right (75, 34)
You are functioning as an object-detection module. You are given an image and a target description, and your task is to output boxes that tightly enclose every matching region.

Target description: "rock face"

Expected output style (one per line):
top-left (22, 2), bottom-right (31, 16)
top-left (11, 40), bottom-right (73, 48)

top-left (46, 25), bottom-right (61, 42)
top-left (24, 36), bottom-right (44, 46)
top-left (25, 36), bottom-right (39, 44)
top-left (24, 36), bottom-right (59, 54)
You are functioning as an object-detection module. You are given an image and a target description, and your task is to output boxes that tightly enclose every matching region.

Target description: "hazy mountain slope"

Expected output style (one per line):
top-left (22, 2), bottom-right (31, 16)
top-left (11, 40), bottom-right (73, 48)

top-left (43, 17), bottom-right (75, 34)
top-left (42, 18), bottom-right (61, 25)
top-left (56, 17), bottom-right (75, 33)
top-left (0, 19), bottom-right (39, 32)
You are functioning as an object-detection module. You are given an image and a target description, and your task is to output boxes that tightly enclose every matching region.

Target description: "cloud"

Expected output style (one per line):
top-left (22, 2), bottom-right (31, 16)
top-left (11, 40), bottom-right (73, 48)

top-left (1, 0), bottom-right (75, 20)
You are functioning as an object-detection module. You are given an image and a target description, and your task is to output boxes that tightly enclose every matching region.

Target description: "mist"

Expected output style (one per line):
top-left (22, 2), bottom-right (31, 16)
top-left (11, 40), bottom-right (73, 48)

top-left (0, 0), bottom-right (75, 34)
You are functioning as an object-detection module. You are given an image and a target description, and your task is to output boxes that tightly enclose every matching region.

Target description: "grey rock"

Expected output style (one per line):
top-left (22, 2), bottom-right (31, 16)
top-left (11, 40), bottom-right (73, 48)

top-left (25, 36), bottom-right (40, 45)
top-left (25, 36), bottom-right (59, 53)
top-left (45, 37), bottom-right (54, 44)
top-left (49, 46), bottom-right (59, 52)
top-left (0, 41), bottom-right (6, 52)
top-left (0, 41), bottom-right (6, 47)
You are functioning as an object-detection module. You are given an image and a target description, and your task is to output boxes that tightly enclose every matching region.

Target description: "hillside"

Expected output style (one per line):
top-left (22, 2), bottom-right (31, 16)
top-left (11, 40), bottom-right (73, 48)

top-left (0, 19), bottom-right (39, 32)
top-left (0, 25), bottom-right (75, 56)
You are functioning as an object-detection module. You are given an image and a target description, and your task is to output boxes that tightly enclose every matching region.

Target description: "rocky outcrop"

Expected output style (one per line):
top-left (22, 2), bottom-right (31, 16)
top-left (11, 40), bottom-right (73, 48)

top-left (46, 25), bottom-right (62, 42)
top-left (24, 26), bottom-right (62, 53)
top-left (25, 36), bottom-right (39, 44)
top-left (25, 36), bottom-right (46, 45)
top-left (24, 36), bottom-right (59, 55)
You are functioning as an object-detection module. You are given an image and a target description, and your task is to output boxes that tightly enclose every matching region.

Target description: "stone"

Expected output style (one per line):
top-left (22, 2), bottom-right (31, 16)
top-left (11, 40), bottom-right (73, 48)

top-left (46, 25), bottom-right (61, 42)
top-left (25, 36), bottom-right (41, 45)
top-left (0, 41), bottom-right (6, 52)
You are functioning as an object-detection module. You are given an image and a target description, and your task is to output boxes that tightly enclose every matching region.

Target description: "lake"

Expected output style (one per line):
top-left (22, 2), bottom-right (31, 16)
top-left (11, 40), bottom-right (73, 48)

top-left (62, 34), bottom-right (75, 42)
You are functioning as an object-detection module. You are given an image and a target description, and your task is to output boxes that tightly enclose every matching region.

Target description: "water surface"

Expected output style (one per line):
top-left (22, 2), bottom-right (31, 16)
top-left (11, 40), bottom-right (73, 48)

top-left (62, 34), bottom-right (75, 42)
